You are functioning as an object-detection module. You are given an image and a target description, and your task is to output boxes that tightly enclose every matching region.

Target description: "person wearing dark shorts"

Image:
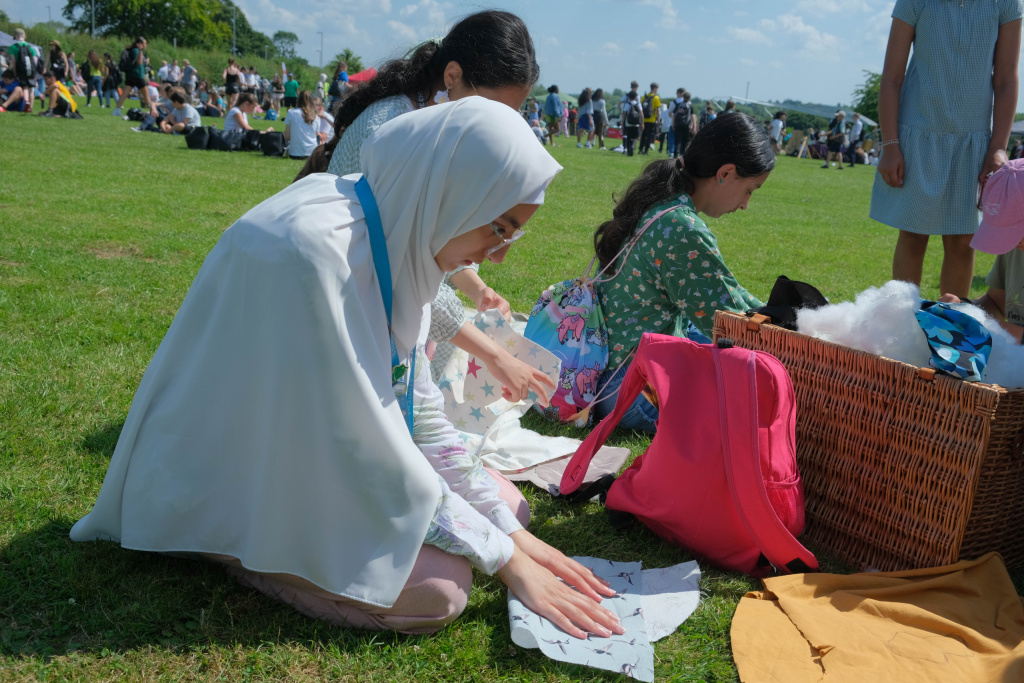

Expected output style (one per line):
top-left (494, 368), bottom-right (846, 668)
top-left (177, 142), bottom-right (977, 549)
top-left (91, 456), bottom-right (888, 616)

top-left (112, 37), bottom-right (151, 117)
top-left (283, 73), bottom-right (299, 110)
top-left (823, 110), bottom-right (846, 170)
top-left (223, 58), bottom-right (242, 109)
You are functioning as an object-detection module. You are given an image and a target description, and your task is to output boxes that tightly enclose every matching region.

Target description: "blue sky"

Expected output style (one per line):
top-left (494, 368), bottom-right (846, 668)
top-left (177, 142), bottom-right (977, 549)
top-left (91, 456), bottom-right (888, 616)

top-left (10, 0), bottom-right (1024, 109)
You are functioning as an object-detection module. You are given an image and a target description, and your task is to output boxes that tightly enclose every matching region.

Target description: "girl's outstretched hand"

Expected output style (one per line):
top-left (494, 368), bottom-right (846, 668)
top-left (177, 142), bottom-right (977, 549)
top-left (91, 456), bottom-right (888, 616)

top-left (878, 144), bottom-right (905, 188)
top-left (487, 349), bottom-right (556, 407)
top-left (497, 531), bottom-right (623, 640)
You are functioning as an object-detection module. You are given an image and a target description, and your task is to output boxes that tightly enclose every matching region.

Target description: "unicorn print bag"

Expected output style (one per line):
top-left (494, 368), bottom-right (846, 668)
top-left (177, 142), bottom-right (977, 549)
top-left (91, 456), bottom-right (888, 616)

top-left (524, 203), bottom-right (684, 428)
top-left (524, 275), bottom-right (609, 427)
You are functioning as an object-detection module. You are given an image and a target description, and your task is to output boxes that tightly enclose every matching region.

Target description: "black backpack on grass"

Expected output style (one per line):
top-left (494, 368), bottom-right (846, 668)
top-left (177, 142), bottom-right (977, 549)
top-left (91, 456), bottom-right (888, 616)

top-left (208, 128), bottom-right (243, 152)
top-left (186, 126), bottom-right (211, 150)
top-left (261, 131), bottom-right (286, 157)
top-left (241, 129), bottom-right (262, 152)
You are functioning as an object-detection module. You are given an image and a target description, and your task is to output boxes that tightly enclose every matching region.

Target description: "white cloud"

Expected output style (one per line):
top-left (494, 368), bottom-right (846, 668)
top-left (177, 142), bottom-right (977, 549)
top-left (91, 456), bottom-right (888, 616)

top-left (602, 42), bottom-right (622, 54)
top-left (794, 0), bottom-right (870, 14)
top-left (739, 57), bottom-right (756, 66)
top-left (640, 40), bottom-right (658, 51)
top-left (726, 26), bottom-right (772, 46)
top-left (387, 20), bottom-right (419, 42)
top-left (734, 10), bottom-right (748, 17)
top-left (398, 0), bottom-right (447, 27)
top-left (759, 14), bottom-right (839, 55)
top-left (866, 5), bottom-right (896, 49)
top-left (615, 0), bottom-right (681, 28)
top-left (545, 36), bottom-right (559, 46)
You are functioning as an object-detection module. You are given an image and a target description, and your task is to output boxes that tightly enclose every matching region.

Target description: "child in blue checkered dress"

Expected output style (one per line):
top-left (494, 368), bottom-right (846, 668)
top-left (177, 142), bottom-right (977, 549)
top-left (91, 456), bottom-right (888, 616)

top-left (871, 0), bottom-right (1023, 299)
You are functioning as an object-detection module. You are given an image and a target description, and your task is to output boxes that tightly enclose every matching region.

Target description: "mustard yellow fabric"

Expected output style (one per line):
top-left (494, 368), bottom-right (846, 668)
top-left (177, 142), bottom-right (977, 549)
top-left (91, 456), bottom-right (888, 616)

top-left (731, 553), bottom-right (1024, 682)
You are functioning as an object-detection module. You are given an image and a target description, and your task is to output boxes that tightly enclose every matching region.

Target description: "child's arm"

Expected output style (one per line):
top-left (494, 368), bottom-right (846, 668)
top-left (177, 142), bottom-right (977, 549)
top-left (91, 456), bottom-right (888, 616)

top-left (940, 288), bottom-right (1023, 342)
top-left (985, 18), bottom-right (1022, 180)
top-left (877, 18), bottom-right (914, 189)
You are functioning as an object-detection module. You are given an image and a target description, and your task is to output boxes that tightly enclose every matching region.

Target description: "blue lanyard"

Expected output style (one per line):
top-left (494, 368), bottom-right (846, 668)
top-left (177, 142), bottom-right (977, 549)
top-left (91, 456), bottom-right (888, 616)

top-left (354, 176), bottom-right (415, 436)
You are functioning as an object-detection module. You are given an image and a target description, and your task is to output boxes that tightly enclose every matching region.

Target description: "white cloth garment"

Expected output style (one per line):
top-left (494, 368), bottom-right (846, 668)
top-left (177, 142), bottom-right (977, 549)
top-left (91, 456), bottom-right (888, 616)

top-left (70, 97), bottom-right (563, 608)
top-left (284, 108), bottom-right (319, 157)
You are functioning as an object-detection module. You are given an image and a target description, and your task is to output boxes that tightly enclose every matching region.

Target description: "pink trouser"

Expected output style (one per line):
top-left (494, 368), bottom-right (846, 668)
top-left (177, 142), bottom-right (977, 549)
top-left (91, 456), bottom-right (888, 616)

top-left (219, 469), bottom-right (530, 634)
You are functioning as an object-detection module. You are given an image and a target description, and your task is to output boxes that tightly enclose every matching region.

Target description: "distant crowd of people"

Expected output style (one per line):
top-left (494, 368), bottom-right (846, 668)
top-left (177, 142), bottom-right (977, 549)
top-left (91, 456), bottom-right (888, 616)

top-left (524, 81), bottom-right (742, 158)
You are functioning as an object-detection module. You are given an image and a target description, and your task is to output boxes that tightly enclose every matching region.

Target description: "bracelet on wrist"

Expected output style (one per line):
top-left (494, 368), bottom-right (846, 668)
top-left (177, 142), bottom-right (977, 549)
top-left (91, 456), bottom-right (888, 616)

top-left (879, 138), bottom-right (899, 148)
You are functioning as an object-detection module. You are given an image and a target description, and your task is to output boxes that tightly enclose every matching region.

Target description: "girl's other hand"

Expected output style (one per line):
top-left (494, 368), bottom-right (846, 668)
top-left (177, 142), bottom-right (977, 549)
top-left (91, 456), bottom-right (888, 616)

top-left (878, 144), bottom-right (905, 188)
top-left (510, 530), bottom-right (617, 603)
top-left (980, 148), bottom-right (1009, 183)
top-left (497, 531), bottom-right (622, 640)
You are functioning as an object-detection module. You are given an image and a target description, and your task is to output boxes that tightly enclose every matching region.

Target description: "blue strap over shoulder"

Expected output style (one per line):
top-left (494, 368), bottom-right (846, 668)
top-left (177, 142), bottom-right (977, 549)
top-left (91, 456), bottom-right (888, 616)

top-left (354, 176), bottom-right (415, 435)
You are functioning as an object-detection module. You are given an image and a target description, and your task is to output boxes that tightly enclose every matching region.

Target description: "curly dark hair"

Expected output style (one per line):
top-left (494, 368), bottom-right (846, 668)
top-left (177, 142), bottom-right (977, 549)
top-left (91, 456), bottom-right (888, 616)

top-left (594, 113), bottom-right (774, 268)
top-left (295, 10), bottom-right (539, 181)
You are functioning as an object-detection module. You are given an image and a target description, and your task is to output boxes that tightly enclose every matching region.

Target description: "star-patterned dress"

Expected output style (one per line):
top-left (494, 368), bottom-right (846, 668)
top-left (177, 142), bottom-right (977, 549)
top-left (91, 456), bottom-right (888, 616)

top-left (597, 194), bottom-right (761, 371)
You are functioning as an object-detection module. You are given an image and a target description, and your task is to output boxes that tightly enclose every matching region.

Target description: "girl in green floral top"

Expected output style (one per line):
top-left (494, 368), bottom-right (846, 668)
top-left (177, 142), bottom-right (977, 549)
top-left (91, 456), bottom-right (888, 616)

top-left (593, 113), bottom-right (775, 432)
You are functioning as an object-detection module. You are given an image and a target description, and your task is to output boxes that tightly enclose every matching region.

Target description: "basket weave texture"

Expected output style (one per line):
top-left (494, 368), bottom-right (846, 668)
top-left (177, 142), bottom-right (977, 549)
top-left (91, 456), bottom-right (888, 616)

top-left (713, 310), bottom-right (1024, 571)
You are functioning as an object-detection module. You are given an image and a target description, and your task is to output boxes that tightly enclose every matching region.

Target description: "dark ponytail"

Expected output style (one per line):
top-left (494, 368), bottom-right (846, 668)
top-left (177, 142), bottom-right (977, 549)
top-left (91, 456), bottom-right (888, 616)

top-left (295, 10), bottom-right (539, 181)
top-left (594, 113), bottom-right (774, 268)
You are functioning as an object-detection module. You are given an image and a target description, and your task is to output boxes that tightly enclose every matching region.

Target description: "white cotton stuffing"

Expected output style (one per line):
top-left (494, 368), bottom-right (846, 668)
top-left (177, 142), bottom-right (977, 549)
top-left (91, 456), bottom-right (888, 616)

top-left (796, 280), bottom-right (1024, 389)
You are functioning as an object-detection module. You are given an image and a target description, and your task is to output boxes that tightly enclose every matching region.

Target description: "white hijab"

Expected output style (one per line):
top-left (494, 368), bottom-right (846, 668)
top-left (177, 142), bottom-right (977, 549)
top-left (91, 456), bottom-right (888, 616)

top-left (70, 97), bottom-right (562, 607)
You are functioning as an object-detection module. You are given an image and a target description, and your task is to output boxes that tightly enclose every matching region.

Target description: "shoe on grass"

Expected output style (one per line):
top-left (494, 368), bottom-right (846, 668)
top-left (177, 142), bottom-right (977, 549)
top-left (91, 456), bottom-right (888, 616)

top-left (129, 126), bottom-right (142, 132)
top-left (39, 109), bottom-right (55, 117)
top-left (112, 107), bottom-right (122, 116)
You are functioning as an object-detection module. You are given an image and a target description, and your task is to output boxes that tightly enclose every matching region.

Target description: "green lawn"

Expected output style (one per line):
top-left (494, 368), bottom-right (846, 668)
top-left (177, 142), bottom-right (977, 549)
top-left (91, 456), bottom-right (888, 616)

top-left (0, 101), bottom-right (1004, 682)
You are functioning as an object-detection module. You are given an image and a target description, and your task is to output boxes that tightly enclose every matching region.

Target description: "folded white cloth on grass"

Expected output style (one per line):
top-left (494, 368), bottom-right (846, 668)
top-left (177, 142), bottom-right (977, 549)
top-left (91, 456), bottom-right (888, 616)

top-left (508, 557), bottom-right (702, 681)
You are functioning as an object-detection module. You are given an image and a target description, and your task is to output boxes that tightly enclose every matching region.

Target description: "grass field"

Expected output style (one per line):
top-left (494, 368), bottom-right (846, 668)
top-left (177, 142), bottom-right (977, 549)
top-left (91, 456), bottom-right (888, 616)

top-left (0, 100), bottom-right (1008, 682)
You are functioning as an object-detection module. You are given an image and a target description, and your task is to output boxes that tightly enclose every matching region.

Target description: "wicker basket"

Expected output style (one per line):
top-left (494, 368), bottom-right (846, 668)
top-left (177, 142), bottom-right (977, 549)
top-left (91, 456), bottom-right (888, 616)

top-left (713, 310), bottom-right (1024, 571)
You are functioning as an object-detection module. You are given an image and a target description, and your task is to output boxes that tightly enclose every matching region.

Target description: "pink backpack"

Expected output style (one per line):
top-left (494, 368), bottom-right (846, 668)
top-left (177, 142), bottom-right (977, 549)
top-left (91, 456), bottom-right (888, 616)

top-left (560, 333), bottom-right (818, 576)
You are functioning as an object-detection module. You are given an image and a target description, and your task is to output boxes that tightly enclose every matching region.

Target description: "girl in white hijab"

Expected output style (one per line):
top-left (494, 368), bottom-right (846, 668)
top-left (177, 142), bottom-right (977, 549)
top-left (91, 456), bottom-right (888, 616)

top-left (70, 97), bottom-right (623, 639)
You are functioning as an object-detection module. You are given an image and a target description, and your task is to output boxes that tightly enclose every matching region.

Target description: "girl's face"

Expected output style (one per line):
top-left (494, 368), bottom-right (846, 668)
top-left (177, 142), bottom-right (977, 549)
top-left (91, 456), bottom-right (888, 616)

top-left (434, 203), bottom-right (539, 271)
top-left (702, 165), bottom-right (770, 218)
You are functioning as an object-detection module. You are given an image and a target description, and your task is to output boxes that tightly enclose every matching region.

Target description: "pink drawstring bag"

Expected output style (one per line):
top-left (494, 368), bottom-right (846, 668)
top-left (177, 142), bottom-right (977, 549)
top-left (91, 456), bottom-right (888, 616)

top-left (560, 333), bottom-right (818, 577)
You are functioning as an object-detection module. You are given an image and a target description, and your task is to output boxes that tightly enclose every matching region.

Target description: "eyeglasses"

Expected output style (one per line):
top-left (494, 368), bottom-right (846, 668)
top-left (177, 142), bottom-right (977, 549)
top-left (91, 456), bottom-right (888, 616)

top-left (485, 222), bottom-right (525, 256)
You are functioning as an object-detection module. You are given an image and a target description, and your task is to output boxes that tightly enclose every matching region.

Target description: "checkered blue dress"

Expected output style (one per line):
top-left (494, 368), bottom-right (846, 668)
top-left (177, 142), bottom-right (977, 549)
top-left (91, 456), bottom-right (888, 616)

top-left (870, 0), bottom-right (1023, 235)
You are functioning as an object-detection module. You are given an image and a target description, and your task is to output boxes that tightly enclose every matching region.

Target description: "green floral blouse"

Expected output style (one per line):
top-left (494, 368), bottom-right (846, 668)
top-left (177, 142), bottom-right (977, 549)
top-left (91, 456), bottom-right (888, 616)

top-left (596, 194), bottom-right (762, 370)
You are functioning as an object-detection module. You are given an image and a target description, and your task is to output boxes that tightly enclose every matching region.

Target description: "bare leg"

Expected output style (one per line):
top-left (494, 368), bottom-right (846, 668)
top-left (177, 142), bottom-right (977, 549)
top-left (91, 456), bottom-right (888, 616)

top-left (892, 230), bottom-right (930, 287)
top-left (939, 234), bottom-right (976, 299)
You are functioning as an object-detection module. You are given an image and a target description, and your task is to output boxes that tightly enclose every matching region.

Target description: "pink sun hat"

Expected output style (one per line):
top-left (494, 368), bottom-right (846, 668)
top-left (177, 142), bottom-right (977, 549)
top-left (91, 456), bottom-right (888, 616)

top-left (970, 158), bottom-right (1024, 255)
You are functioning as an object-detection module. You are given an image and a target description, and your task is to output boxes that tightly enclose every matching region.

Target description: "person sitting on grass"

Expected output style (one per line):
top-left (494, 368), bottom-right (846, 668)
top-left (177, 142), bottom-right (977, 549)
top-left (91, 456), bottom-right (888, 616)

top-left (284, 90), bottom-right (320, 160)
top-left (69, 98), bottom-right (623, 640)
top-left (37, 71), bottom-right (79, 118)
top-left (591, 113), bottom-right (774, 432)
top-left (224, 92), bottom-right (274, 133)
top-left (159, 88), bottom-right (201, 134)
top-left (0, 69), bottom-right (27, 112)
